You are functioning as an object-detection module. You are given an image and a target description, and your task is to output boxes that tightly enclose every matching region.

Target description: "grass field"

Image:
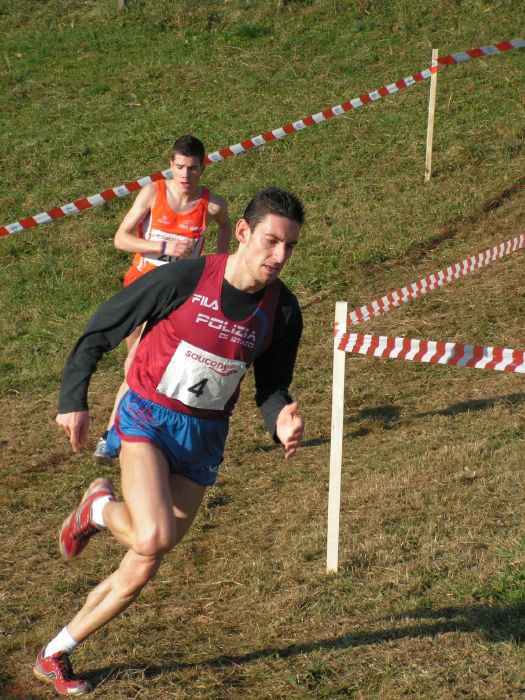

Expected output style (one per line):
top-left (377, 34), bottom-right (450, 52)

top-left (1, 1), bottom-right (525, 697)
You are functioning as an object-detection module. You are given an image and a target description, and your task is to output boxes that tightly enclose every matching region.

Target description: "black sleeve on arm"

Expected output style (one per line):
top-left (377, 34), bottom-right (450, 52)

top-left (58, 259), bottom-right (204, 413)
top-left (253, 285), bottom-right (303, 442)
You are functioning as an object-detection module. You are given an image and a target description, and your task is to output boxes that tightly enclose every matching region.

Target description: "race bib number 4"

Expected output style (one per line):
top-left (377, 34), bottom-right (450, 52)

top-left (156, 340), bottom-right (247, 410)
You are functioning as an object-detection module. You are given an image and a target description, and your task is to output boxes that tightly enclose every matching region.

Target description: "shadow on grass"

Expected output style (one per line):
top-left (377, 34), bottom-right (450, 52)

top-left (389, 602), bottom-right (525, 643)
top-left (351, 404), bottom-right (401, 429)
top-left (346, 392), bottom-right (525, 427)
top-left (249, 435), bottom-right (333, 452)
top-left (251, 393), bottom-right (525, 453)
top-left (84, 601), bottom-right (525, 687)
top-left (416, 392), bottom-right (525, 419)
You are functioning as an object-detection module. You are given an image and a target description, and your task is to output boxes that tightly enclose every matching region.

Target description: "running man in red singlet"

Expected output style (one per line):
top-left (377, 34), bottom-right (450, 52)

top-left (34, 188), bottom-right (304, 696)
top-left (94, 134), bottom-right (232, 459)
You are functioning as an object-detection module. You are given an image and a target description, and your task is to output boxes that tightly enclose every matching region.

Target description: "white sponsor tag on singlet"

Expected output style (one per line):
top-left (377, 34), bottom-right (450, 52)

top-left (156, 340), bottom-right (247, 410)
top-left (143, 230), bottom-right (200, 266)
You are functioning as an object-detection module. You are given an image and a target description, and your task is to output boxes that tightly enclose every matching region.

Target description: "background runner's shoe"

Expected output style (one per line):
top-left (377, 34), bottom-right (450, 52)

top-left (59, 478), bottom-right (115, 560)
top-left (33, 647), bottom-right (92, 696)
top-left (93, 436), bottom-right (114, 462)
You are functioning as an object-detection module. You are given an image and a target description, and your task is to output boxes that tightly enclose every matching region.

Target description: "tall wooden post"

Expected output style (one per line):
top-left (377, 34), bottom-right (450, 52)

top-left (424, 48), bottom-right (439, 182)
top-left (326, 302), bottom-right (347, 573)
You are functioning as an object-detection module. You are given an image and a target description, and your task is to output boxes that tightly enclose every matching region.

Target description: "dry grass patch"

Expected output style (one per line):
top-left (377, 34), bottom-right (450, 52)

top-left (2, 2), bottom-right (525, 697)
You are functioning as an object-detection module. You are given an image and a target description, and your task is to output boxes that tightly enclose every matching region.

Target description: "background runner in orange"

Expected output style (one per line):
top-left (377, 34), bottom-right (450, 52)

top-left (94, 135), bottom-right (232, 460)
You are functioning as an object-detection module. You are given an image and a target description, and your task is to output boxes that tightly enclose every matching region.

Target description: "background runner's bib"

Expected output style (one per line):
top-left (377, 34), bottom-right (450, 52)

top-left (142, 232), bottom-right (201, 267)
top-left (157, 340), bottom-right (247, 410)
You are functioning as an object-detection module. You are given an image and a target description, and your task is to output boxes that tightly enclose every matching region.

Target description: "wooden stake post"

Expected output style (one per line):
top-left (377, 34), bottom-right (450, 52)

top-left (424, 48), bottom-right (439, 182)
top-left (326, 302), bottom-right (347, 573)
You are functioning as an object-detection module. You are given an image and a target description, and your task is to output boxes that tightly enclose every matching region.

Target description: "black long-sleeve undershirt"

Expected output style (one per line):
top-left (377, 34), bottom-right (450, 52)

top-left (59, 257), bottom-right (302, 438)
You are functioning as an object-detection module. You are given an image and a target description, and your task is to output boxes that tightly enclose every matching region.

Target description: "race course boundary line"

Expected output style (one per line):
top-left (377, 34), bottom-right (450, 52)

top-left (334, 331), bottom-right (525, 374)
top-left (344, 233), bottom-right (525, 328)
top-left (326, 298), bottom-right (525, 573)
top-left (1, 38), bottom-right (523, 238)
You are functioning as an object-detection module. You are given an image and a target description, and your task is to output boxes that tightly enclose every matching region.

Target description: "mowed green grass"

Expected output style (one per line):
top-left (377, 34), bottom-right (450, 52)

top-left (1, 1), bottom-right (525, 697)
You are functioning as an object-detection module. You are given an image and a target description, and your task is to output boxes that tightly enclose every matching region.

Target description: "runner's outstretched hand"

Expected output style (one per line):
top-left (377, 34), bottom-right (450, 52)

top-left (56, 411), bottom-right (90, 453)
top-left (275, 402), bottom-right (304, 459)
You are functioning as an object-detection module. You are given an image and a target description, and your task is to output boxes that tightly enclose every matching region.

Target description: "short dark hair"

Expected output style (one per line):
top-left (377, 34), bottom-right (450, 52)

top-left (243, 187), bottom-right (305, 229)
top-left (171, 134), bottom-right (206, 164)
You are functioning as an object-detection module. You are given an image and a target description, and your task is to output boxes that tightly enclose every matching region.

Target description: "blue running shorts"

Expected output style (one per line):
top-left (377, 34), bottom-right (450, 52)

top-left (106, 389), bottom-right (229, 487)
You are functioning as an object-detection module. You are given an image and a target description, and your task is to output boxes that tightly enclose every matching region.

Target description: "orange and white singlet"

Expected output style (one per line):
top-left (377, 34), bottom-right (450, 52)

top-left (123, 181), bottom-right (210, 287)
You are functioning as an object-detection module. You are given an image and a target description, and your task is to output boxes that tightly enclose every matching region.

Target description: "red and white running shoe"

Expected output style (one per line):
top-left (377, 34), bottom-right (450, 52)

top-left (33, 647), bottom-right (92, 696)
top-left (59, 478), bottom-right (114, 559)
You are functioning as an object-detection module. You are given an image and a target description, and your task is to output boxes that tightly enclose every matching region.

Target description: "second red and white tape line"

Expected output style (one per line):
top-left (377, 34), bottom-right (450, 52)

top-left (343, 233), bottom-right (525, 328)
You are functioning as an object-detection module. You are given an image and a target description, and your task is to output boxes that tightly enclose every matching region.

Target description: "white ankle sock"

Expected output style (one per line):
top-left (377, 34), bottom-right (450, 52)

top-left (44, 627), bottom-right (78, 657)
top-left (91, 495), bottom-right (112, 528)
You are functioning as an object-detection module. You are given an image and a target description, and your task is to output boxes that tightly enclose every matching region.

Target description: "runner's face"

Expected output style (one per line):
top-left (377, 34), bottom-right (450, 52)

top-left (240, 213), bottom-right (300, 288)
top-left (170, 154), bottom-right (204, 194)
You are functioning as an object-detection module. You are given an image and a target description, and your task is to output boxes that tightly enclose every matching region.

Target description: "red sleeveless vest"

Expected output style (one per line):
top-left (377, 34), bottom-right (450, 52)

top-left (127, 254), bottom-right (281, 418)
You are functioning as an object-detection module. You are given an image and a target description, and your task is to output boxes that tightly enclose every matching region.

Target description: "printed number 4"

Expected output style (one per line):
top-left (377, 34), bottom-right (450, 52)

top-left (188, 378), bottom-right (208, 398)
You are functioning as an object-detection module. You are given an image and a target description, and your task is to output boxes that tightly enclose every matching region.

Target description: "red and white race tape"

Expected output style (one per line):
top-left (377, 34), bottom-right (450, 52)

top-left (344, 233), bottom-right (525, 328)
top-left (1, 38), bottom-right (523, 238)
top-left (335, 331), bottom-right (525, 374)
top-left (206, 38), bottom-right (524, 165)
